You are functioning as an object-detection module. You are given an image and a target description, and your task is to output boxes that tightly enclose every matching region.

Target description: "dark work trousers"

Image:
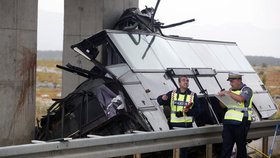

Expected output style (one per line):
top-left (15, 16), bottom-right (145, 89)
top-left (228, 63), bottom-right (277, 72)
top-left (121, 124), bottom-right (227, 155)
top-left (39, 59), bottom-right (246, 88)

top-left (171, 122), bottom-right (193, 158)
top-left (221, 117), bottom-right (251, 158)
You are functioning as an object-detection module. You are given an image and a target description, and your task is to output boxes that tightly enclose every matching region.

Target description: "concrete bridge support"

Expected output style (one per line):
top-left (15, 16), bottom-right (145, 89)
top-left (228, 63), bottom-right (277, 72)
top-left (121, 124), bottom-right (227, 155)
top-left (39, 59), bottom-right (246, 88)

top-left (0, 0), bottom-right (37, 146)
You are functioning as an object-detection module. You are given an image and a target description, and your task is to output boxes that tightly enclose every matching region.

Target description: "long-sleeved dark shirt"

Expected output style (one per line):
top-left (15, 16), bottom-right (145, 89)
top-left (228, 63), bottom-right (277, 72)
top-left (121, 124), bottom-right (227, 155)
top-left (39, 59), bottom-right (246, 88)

top-left (157, 89), bottom-right (200, 117)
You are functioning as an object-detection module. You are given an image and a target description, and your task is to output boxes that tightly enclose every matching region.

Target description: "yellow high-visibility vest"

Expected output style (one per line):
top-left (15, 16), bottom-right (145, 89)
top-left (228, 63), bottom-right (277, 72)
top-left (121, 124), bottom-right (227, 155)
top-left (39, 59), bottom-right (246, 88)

top-left (224, 87), bottom-right (253, 123)
top-left (170, 91), bottom-right (194, 123)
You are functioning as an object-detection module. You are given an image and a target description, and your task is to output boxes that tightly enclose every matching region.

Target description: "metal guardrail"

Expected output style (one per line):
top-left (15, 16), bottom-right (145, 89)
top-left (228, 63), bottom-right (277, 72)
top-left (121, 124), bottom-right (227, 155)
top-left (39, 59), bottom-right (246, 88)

top-left (0, 120), bottom-right (279, 158)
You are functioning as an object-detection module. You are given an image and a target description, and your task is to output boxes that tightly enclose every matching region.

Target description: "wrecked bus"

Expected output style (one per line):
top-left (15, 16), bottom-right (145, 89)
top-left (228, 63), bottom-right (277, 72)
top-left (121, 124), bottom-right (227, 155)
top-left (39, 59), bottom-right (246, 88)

top-left (36, 7), bottom-right (278, 144)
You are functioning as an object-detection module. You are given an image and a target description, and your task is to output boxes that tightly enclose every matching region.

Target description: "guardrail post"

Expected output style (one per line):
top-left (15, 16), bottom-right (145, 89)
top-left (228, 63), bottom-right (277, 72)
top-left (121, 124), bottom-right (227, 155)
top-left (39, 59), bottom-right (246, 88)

top-left (173, 148), bottom-right (180, 158)
top-left (262, 137), bottom-right (268, 158)
top-left (133, 153), bottom-right (141, 158)
top-left (206, 144), bottom-right (213, 158)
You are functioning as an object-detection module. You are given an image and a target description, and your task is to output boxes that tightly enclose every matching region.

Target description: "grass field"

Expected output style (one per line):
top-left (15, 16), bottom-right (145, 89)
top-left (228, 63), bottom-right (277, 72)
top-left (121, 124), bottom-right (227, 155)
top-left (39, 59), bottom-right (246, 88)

top-left (37, 72), bottom-right (61, 84)
top-left (37, 60), bottom-right (62, 68)
top-left (254, 66), bottom-right (280, 119)
top-left (36, 60), bottom-right (62, 119)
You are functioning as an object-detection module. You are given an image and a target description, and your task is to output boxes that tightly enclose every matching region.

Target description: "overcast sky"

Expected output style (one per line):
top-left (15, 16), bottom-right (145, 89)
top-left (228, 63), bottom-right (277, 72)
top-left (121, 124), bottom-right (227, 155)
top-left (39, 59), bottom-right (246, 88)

top-left (38, 0), bottom-right (280, 58)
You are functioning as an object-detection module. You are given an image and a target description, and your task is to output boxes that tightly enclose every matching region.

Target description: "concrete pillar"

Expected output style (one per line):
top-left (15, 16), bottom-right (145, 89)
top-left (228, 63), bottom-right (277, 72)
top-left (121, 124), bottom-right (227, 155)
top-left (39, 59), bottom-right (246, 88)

top-left (0, 0), bottom-right (37, 146)
top-left (63, 0), bottom-right (138, 96)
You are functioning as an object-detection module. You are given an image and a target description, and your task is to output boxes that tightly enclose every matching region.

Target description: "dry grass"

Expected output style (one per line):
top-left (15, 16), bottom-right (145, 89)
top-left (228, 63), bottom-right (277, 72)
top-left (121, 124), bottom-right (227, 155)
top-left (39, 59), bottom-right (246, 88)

top-left (37, 60), bottom-right (62, 68)
top-left (36, 100), bottom-right (51, 120)
top-left (36, 60), bottom-right (62, 120)
top-left (37, 60), bottom-right (62, 84)
top-left (37, 72), bottom-right (61, 84)
top-left (36, 88), bottom-right (61, 99)
top-left (268, 88), bottom-right (280, 96)
top-left (271, 101), bottom-right (280, 119)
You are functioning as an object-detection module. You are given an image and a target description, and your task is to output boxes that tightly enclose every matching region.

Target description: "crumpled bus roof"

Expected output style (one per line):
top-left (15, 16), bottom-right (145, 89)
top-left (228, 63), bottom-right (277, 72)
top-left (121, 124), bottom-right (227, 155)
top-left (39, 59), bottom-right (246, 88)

top-left (103, 30), bottom-right (277, 119)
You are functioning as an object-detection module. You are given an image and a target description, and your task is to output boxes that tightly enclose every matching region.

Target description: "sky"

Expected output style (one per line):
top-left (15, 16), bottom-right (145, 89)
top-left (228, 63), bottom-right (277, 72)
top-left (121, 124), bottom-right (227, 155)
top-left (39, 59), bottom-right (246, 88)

top-left (37, 0), bottom-right (280, 58)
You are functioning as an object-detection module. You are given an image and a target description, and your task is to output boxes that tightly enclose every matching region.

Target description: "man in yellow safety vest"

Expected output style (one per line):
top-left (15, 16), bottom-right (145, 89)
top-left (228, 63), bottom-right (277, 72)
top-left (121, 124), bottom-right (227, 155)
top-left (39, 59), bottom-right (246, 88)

top-left (157, 75), bottom-right (200, 158)
top-left (218, 72), bottom-right (253, 158)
